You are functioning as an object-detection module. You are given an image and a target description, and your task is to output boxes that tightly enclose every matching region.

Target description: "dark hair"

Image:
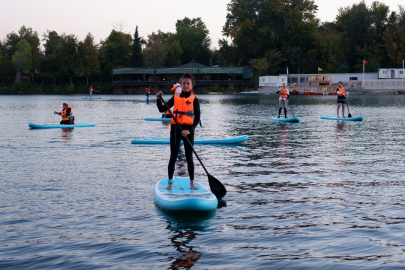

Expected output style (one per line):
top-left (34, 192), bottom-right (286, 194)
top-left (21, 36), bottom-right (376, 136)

top-left (63, 103), bottom-right (68, 106)
top-left (180, 73), bottom-right (196, 86)
top-left (338, 81), bottom-right (342, 84)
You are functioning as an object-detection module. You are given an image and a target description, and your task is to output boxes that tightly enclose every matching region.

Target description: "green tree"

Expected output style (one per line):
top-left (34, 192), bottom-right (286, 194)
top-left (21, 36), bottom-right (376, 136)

top-left (12, 39), bottom-right (32, 83)
top-left (43, 30), bottom-right (63, 56)
top-left (164, 40), bottom-right (183, 67)
top-left (78, 33), bottom-right (101, 85)
top-left (308, 24), bottom-right (344, 73)
top-left (143, 31), bottom-right (167, 67)
top-left (99, 30), bottom-right (132, 77)
top-left (0, 42), bottom-right (16, 84)
top-left (54, 34), bottom-right (79, 85)
top-left (39, 54), bottom-right (58, 86)
top-left (222, 0), bottom-right (318, 72)
top-left (130, 26), bottom-right (144, 67)
top-left (5, 26), bottom-right (41, 84)
top-left (173, 17), bottom-right (212, 65)
top-left (40, 30), bottom-right (63, 85)
top-left (382, 25), bottom-right (405, 66)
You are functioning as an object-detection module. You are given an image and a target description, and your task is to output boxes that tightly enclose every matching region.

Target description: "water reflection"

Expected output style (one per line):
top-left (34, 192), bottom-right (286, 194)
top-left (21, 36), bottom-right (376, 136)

top-left (276, 123), bottom-right (289, 167)
top-left (157, 208), bottom-right (216, 269)
top-left (61, 128), bottom-right (74, 141)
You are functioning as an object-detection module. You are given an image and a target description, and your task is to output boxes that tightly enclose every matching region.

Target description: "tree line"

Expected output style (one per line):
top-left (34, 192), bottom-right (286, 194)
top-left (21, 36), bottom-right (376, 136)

top-left (0, 0), bottom-right (404, 94)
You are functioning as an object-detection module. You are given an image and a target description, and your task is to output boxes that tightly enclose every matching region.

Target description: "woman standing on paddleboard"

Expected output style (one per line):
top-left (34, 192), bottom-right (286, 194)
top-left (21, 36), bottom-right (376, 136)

top-left (336, 82), bottom-right (346, 118)
top-left (156, 73), bottom-right (201, 190)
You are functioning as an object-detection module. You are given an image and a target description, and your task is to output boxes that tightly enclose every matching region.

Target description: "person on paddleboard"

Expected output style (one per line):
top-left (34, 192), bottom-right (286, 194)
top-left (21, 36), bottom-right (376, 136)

top-left (276, 83), bottom-right (289, 118)
top-left (89, 86), bottom-right (93, 98)
top-left (156, 73), bottom-right (201, 190)
top-left (146, 87), bottom-right (150, 101)
top-left (336, 82), bottom-right (346, 118)
top-left (161, 83), bottom-right (181, 118)
top-left (54, 103), bottom-right (74, 124)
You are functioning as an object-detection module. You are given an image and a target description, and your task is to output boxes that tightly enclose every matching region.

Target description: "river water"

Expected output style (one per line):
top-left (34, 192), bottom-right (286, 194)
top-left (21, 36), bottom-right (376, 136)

top-left (1, 94), bottom-right (405, 269)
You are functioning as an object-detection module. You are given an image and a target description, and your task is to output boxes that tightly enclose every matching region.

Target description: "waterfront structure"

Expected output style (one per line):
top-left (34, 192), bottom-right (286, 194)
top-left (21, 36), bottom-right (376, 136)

top-left (112, 59), bottom-right (252, 88)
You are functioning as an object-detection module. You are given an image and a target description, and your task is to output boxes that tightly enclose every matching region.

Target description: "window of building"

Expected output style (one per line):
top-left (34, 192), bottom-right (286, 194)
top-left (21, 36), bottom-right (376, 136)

top-left (349, 77), bottom-right (358, 81)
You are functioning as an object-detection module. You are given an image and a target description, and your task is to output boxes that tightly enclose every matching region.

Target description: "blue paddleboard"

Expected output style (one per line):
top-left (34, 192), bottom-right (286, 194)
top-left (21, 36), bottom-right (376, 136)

top-left (320, 115), bottom-right (363, 121)
top-left (135, 100), bottom-right (156, 103)
top-left (81, 97), bottom-right (101, 99)
top-left (153, 177), bottom-right (218, 211)
top-left (144, 117), bottom-right (171, 122)
top-left (29, 123), bottom-right (96, 129)
top-left (271, 116), bottom-right (300, 123)
top-left (131, 135), bottom-right (249, 144)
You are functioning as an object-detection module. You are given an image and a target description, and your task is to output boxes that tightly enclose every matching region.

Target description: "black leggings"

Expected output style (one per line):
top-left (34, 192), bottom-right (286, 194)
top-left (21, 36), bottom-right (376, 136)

top-left (168, 124), bottom-right (195, 180)
top-left (60, 116), bottom-right (74, 125)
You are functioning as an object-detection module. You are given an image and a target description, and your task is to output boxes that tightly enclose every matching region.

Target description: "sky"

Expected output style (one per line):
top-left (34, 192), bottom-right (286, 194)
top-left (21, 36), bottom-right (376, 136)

top-left (0, 0), bottom-right (403, 50)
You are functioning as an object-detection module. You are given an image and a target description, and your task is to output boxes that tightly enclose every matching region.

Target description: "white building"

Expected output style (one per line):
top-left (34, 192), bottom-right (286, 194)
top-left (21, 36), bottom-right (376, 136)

top-left (378, 68), bottom-right (405, 79)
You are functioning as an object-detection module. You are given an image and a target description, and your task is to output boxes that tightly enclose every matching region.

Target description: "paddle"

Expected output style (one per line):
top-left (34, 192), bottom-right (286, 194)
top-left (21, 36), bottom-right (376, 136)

top-left (346, 99), bottom-right (352, 118)
top-left (159, 95), bottom-right (226, 199)
top-left (287, 98), bottom-right (295, 117)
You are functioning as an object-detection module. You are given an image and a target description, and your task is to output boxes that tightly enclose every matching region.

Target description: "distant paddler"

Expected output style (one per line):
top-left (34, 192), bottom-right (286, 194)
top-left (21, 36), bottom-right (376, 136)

top-left (146, 87), bottom-right (150, 101)
top-left (336, 82), bottom-right (346, 118)
top-left (276, 83), bottom-right (290, 118)
top-left (89, 86), bottom-right (94, 98)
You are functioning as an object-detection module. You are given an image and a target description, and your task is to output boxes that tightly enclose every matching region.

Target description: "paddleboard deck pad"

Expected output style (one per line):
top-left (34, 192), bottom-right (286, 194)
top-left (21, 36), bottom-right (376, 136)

top-left (320, 116), bottom-right (363, 121)
top-left (131, 135), bottom-right (248, 144)
top-left (144, 117), bottom-right (171, 122)
top-left (271, 116), bottom-right (300, 123)
top-left (29, 123), bottom-right (96, 129)
top-left (153, 177), bottom-right (218, 211)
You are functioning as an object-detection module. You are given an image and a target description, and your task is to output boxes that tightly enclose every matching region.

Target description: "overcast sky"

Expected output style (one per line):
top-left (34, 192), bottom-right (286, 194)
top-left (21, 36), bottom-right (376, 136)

top-left (0, 0), bottom-right (403, 50)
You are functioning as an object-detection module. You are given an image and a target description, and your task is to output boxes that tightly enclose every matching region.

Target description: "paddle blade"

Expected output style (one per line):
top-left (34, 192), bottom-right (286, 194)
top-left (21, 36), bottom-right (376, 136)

top-left (348, 113), bottom-right (352, 118)
top-left (208, 174), bottom-right (226, 199)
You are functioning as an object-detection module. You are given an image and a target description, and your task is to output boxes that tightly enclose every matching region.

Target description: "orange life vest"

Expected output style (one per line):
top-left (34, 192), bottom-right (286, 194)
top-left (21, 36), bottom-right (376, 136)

top-left (337, 87), bottom-right (345, 97)
top-left (61, 106), bottom-right (74, 121)
top-left (171, 93), bottom-right (196, 125)
top-left (146, 88), bottom-right (150, 94)
top-left (280, 88), bottom-right (288, 98)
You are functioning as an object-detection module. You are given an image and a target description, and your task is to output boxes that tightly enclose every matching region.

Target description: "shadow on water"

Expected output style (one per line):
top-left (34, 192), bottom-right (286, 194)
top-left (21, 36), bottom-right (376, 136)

top-left (155, 207), bottom-right (216, 269)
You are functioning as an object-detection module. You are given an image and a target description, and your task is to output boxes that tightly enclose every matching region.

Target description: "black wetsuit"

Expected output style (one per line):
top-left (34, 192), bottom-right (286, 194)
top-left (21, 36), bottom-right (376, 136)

top-left (157, 92), bottom-right (201, 180)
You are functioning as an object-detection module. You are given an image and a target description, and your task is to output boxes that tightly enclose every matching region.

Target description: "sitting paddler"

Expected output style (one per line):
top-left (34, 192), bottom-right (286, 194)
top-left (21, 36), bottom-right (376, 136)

top-left (276, 83), bottom-right (290, 118)
top-left (54, 103), bottom-right (74, 124)
top-left (162, 108), bottom-right (172, 118)
top-left (156, 73), bottom-right (201, 190)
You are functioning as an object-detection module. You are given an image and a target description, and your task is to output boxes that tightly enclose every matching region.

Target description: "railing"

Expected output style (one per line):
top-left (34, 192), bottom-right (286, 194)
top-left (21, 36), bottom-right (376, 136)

top-left (363, 80), bottom-right (405, 86)
top-left (112, 80), bottom-right (251, 86)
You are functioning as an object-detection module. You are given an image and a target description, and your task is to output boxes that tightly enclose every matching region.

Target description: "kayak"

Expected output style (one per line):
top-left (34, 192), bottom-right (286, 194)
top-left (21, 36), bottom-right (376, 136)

top-left (81, 97), bottom-right (101, 99)
top-left (144, 117), bottom-right (171, 122)
top-left (271, 116), bottom-right (300, 123)
top-left (131, 135), bottom-right (249, 144)
top-left (153, 177), bottom-right (218, 211)
top-left (29, 123), bottom-right (96, 129)
top-left (320, 115), bottom-right (364, 121)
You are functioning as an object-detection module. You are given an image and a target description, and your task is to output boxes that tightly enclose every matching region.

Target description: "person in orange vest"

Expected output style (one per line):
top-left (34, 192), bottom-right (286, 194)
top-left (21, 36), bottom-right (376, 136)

top-left (145, 87), bottom-right (150, 101)
top-left (156, 73), bottom-right (201, 190)
top-left (171, 82), bottom-right (182, 94)
top-left (276, 83), bottom-right (290, 118)
top-left (89, 86), bottom-right (93, 98)
top-left (336, 82), bottom-right (346, 117)
top-left (54, 103), bottom-right (74, 124)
